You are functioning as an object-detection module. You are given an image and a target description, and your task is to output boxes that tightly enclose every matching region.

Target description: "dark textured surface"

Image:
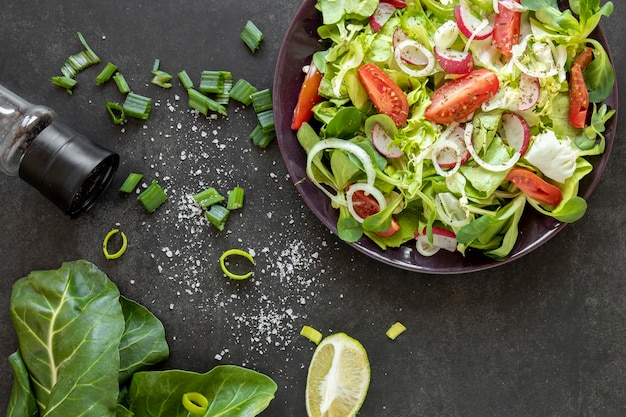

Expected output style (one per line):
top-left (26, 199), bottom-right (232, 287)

top-left (0, 1), bottom-right (624, 416)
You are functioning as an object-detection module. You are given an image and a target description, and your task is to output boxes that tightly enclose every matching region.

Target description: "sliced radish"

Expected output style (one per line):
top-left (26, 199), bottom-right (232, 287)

top-left (434, 46), bottom-right (474, 74)
top-left (501, 113), bottom-right (530, 156)
top-left (415, 226), bottom-right (458, 256)
top-left (392, 27), bottom-right (409, 49)
top-left (394, 39), bottom-right (436, 77)
top-left (454, 4), bottom-right (493, 41)
top-left (517, 73), bottom-right (540, 111)
top-left (433, 20), bottom-right (459, 50)
top-left (369, 2), bottom-right (396, 33)
top-left (371, 122), bottom-right (404, 158)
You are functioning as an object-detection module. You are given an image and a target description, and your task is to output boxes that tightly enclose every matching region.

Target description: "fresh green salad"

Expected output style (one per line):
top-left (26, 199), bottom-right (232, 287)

top-left (292, 0), bottom-right (615, 260)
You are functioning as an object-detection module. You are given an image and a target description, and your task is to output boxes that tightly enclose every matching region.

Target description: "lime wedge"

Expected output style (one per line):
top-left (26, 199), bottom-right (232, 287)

top-left (305, 332), bottom-right (370, 417)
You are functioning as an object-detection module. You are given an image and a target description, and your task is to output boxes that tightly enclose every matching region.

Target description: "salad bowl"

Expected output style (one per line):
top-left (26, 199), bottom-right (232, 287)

top-left (273, 0), bottom-right (618, 274)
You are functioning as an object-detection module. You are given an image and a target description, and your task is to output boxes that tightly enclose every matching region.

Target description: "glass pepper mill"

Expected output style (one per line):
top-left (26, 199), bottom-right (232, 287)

top-left (0, 84), bottom-right (119, 218)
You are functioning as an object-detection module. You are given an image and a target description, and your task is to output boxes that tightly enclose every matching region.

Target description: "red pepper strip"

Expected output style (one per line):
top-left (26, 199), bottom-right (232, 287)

top-left (569, 48), bottom-right (594, 129)
top-left (291, 61), bottom-right (323, 130)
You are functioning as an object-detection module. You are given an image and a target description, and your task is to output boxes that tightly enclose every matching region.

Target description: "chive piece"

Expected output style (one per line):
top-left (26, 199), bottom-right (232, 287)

top-left (123, 92), bottom-right (152, 120)
top-left (241, 20), bottom-right (264, 53)
top-left (257, 109), bottom-right (275, 133)
top-left (95, 62), bottom-right (118, 85)
top-left (138, 180), bottom-right (168, 213)
top-left (216, 71), bottom-right (233, 105)
top-left (177, 70), bottom-right (194, 90)
top-left (102, 229), bottom-right (128, 260)
top-left (250, 88), bottom-right (273, 113)
top-left (60, 32), bottom-right (100, 78)
top-left (199, 71), bottom-right (224, 94)
top-left (119, 173), bottom-right (144, 193)
top-left (113, 73), bottom-right (130, 94)
top-left (226, 187), bottom-right (245, 210)
top-left (187, 88), bottom-right (227, 116)
top-left (77, 32), bottom-right (100, 63)
top-left (106, 100), bottom-right (125, 124)
top-left (193, 187), bottom-right (224, 209)
top-left (205, 205), bottom-right (230, 231)
top-left (249, 123), bottom-right (276, 148)
top-left (51, 76), bottom-right (77, 94)
top-left (229, 79), bottom-right (257, 106)
top-left (152, 58), bottom-right (161, 72)
top-left (151, 70), bottom-right (173, 88)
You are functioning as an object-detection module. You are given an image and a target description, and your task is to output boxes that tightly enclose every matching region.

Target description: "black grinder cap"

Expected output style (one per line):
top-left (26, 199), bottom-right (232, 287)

top-left (18, 121), bottom-right (119, 218)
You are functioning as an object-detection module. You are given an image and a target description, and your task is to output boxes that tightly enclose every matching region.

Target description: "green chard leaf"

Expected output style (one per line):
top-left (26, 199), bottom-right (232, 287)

top-left (7, 350), bottom-right (38, 417)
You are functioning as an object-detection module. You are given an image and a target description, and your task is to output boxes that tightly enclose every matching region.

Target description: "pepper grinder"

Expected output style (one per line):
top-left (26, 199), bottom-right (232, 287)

top-left (0, 84), bottom-right (119, 218)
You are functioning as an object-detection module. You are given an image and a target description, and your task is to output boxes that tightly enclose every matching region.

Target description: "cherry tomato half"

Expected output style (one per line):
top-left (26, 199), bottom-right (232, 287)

top-left (291, 61), bottom-right (323, 130)
top-left (358, 63), bottom-right (409, 127)
top-left (493, 0), bottom-right (521, 56)
top-left (569, 48), bottom-right (593, 129)
top-left (506, 167), bottom-right (563, 207)
top-left (424, 69), bottom-right (500, 124)
top-left (350, 188), bottom-right (400, 237)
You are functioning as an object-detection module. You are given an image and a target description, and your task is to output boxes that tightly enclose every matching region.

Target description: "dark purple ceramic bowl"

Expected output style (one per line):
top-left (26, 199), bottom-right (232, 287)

top-left (273, 0), bottom-right (618, 274)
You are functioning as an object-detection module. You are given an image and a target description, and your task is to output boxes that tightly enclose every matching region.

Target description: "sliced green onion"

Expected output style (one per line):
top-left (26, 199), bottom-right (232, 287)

top-left (229, 79), bottom-right (257, 106)
top-left (300, 325), bottom-right (323, 345)
top-left (177, 70), bottom-right (194, 90)
top-left (95, 62), bottom-right (118, 85)
top-left (386, 322), bottom-right (407, 340)
top-left (216, 71), bottom-right (233, 105)
top-left (250, 88), bottom-right (273, 113)
top-left (123, 92), bottom-right (152, 120)
top-left (193, 187), bottom-right (224, 208)
top-left (105, 100), bottom-right (125, 124)
top-left (119, 173), bottom-right (143, 193)
top-left (199, 70), bottom-right (225, 94)
top-left (187, 88), bottom-right (227, 116)
top-left (77, 32), bottom-right (100, 63)
top-left (205, 205), bottom-right (230, 231)
top-left (182, 392), bottom-right (208, 415)
top-left (60, 32), bottom-right (100, 78)
top-left (256, 109), bottom-right (275, 133)
top-left (241, 20), bottom-right (264, 53)
top-left (113, 73), bottom-right (131, 94)
top-left (51, 76), bottom-right (77, 94)
top-left (138, 180), bottom-right (168, 213)
top-left (152, 58), bottom-right (161, 72)
top-left (227, 187), bottom-right (245, 210)
top-left (151, 70), bottom-right (173, 88)
top-left (249, 123), bottom-right (276, 148)
top-left (219, 249), bottom-right (255, 280)
top-left (103, 229), bottom-right (128, 260)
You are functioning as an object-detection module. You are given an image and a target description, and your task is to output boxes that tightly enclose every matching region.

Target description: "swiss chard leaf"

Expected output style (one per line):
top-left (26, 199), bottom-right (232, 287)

top-left (118, 296), bottom-right (170, 384)
top-left (9, 260), bottom-right (125, 417)
top-left (7, 350), bottom-right (38, 417)
top-left (127, 365), bottom-right (277, 417)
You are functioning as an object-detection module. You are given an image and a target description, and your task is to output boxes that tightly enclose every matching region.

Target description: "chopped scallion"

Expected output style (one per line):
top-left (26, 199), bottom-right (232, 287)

top-left (123, 92), bottom-right (152, 120)
top-left (151, 70), bottom-right (173, 88)
top-left (256, 109), bottom-right (275, 132)
top-left (59, 32), bottom-right (100, 78)
top-left (219, 249), bottom-right (255, 280)
top-left (216, 71), bottom-right (233, 105)
top-left (386, 322), bottom-right (407, 340)
top-left (102, 229), bottom-right (128, 260)
top-left (105, 100), bottom-right (125, 124)
top-left (226, 187), bottom-right (245, 210)
top-left (182, 392), bottom-right (209, 415)
top-left (205, 205), bottom-right (230, 231)
top-left (250, 88), bottom-right (273, 113)
top-left (193, 187), bottom-right (224, 208)
top-left (241, 20), bottom-right (264, 53)
top-left (187, 88), bottom-right (227, 116)
top-left (138, 180), bottom-right (168, 213)
top-left (229, 79), bottom-right (257, 106)
top-left (249, 123), bottom-right (276, 148)
top-left (119, 173), bottom-right (144, 193)
top-left (199, 70), bottom-right (225, 94)
top-left (300, 325), bottom-right (323, 345)
top-left (152, 58), bottom-right (161, 72)
top-left (51, 76), bottom-right (77, 94)
top-left (95, 62), bottom-right (118, 85)
top-left (177, 70), bottom-right (194, 90)
top-left (113, 73), bottom-right (131, 94)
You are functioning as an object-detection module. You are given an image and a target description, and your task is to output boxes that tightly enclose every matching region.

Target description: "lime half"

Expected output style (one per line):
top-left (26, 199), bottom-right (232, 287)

top-left (305, 332), bottom-right (370, 417)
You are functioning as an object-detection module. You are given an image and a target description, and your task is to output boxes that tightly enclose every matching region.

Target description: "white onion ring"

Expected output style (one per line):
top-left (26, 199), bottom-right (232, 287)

top-left (346, 182), bottom-right (388, 223)
top-left (463, 123), bottom-right (520, 172)
top-left (394, 39), bottom-right (436, 77)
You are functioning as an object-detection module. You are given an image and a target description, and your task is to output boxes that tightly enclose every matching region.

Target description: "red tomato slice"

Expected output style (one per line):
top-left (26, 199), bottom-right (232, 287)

top-left (350, 188), bottom-right (400, 237)
top-left (568, 49), bottom-right (593, 129)
top-left (506, 167), bottom-right (563, 207)
top-left (291, 61), bottom-right (323, 130)
top-left (493, 0), bottom-right (521, 56)
top-left (424, 69), bottom-right (500, 124)
top-left (380, 0), bottom-right (407, 7)
top-left (357, 63), bottom-right (409, 127)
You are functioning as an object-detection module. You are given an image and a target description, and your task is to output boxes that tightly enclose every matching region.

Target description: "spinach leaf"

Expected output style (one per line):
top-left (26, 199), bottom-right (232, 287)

top-left (127, 365), bottom-right (277, 417)
top-left (9, 260), bottom-right (125, 417)
top-left (119, 296), bottom-right (170, 384)
top-left (7, 350), bottom-right (38, 417)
